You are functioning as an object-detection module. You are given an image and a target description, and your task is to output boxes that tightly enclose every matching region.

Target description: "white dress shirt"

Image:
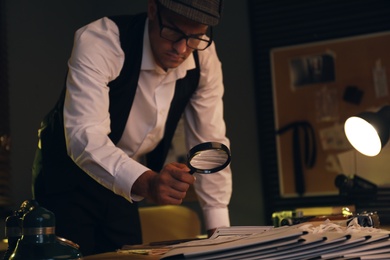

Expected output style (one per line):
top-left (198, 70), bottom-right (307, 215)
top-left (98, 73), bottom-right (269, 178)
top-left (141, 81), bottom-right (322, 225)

top-left (63, 16), bottom-right (232, 230)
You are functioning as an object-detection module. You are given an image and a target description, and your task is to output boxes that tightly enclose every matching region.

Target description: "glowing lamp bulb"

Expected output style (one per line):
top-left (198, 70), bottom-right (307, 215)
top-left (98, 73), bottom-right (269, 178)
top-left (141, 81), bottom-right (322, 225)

top-left (344, 116), bottom-right (381, 157)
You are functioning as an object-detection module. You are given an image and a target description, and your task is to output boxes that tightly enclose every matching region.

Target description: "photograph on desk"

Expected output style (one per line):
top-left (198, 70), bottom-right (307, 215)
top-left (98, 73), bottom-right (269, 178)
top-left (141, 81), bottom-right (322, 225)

top-left (271, 31), bottom-right (390, 197)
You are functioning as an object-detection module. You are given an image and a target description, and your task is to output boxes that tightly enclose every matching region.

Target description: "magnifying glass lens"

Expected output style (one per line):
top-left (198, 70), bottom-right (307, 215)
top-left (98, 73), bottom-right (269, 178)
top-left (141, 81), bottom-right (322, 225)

top-left (190, 150), bottom-right (229, 169)
top-left (187, 142), bottom-right (231, 174)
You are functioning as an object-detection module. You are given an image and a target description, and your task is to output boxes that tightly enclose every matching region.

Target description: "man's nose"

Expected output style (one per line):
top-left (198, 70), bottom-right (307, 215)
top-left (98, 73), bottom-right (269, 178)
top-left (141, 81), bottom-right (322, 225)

top-left (173, 39), bottom-right (187, 54)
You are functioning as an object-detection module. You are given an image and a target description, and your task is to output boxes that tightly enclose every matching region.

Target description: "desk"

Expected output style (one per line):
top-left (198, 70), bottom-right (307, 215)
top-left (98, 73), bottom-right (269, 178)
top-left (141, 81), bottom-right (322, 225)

top-left (84, 251), bottom-right (160, 260)
top-left (84, 244), bottom-right (170, 260)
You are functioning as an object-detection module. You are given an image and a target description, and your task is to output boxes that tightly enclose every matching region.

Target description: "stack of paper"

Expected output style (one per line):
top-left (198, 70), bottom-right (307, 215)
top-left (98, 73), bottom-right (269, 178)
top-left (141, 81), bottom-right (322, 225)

top-left (159, 223), bottom-right (390, 260)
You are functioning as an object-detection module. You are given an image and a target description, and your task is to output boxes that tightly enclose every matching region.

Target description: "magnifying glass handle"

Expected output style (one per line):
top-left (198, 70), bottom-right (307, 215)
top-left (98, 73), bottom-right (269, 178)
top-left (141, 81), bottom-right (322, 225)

top-left (188, 167), bottom-right (195, 175)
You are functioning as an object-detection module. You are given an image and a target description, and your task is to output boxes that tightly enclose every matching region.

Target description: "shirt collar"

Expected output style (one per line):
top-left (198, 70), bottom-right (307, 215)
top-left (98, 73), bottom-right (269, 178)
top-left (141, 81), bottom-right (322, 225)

top-left (141, 18), bottom-right (196, 76)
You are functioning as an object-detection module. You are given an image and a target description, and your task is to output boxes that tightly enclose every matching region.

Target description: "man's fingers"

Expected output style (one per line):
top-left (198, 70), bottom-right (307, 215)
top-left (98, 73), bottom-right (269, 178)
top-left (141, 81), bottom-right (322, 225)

top-left (154, 189), bottom-right (186, 205)
top-left (161, 163), bottom-right (195, 185)
top-left (170, 162), bottom-right (190, 171)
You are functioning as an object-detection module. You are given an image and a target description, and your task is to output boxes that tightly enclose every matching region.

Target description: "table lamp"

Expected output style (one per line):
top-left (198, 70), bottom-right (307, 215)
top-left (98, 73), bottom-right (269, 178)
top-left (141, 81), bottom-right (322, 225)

top-left (344, 105), bottom-right (390, 156)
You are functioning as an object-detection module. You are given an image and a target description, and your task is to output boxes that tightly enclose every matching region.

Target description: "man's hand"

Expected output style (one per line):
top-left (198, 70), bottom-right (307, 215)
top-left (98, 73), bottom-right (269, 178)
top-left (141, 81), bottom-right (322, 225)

top-left (132, 162), bottom-right (195, 205)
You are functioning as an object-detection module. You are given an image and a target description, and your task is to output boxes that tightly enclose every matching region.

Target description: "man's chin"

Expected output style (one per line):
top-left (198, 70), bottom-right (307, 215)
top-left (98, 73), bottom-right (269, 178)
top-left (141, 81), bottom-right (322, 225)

top-left (161, 61), bottom-right (182, 70)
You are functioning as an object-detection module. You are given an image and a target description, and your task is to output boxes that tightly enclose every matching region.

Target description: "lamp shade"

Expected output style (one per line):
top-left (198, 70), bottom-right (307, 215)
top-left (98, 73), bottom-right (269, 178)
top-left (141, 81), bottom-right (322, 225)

top-left (344, 106), bottom-right (390, 156)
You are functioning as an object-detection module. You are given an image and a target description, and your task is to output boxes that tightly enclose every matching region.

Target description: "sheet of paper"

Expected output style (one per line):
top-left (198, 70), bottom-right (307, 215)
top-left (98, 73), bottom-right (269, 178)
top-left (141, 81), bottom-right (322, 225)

top-left (361, 253), bottom-right (390, 259)
top-left (321, 232), bottom-right (390, 259)
top-left (209, 226), bottom-right (273, 238)
top-left (161, 226), bottom-right (305, 259)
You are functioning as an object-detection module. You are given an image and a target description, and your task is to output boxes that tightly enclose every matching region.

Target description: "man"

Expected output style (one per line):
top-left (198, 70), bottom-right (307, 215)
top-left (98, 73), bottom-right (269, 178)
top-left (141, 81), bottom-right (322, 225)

top-left (32, 0), bottom-right (232, 256)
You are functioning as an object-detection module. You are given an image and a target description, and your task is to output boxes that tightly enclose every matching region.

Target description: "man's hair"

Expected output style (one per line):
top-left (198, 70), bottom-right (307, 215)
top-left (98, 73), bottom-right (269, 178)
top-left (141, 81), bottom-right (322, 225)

top-left (157, 0), bottom-right (223, 26)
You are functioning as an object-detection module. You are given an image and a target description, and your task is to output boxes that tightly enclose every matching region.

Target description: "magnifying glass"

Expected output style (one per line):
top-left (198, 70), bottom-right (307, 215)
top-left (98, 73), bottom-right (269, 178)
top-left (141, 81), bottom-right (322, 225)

top-left (187, 142), bottom-right (231, 174)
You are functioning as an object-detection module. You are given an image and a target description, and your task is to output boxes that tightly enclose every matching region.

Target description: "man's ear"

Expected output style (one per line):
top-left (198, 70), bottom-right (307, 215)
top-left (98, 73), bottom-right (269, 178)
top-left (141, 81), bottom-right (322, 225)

top-left (147, 0), bottom-right (157, 21)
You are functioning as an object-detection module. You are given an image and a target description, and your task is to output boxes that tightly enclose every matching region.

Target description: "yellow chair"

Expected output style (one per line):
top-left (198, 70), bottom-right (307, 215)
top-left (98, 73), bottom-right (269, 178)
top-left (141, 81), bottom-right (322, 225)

top-left (138, 205), bottom-right (202, 244)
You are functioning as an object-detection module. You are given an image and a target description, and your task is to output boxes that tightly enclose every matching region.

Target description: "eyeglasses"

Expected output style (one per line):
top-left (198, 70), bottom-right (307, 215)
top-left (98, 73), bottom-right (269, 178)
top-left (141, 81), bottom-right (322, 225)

top-left (156, 4), bottom-right (213, 51)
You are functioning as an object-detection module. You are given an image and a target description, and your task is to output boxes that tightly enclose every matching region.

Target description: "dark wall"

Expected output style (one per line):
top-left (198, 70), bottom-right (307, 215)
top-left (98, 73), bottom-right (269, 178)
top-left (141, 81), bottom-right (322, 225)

top-left (248, 0), bottom-right (390, 224)
top-left (5, 0), bottom-right (265, 229)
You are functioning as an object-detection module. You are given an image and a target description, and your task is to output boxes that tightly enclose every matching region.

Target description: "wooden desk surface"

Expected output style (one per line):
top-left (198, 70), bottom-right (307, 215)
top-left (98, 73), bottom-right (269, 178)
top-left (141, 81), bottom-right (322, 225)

top-left (84, 252), bottom-right (160, 260)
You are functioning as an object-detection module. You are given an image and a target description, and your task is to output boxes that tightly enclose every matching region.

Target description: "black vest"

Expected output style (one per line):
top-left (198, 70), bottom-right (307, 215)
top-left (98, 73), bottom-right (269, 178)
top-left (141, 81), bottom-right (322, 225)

top-left (32, 13), bottom-right (200, 195)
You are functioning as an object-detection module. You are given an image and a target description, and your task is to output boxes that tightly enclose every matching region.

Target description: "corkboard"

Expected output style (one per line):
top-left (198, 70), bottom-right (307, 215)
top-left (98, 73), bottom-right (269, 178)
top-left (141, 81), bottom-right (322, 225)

top-left (271, 31), bottom-right (390, 197)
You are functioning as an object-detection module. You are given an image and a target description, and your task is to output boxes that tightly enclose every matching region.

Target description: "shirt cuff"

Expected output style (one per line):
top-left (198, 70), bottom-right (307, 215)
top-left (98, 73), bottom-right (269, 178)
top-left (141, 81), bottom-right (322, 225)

top-left (203, 207), bottom-right (230, 231)
top-left (113, 159), bottom-right (150, 202)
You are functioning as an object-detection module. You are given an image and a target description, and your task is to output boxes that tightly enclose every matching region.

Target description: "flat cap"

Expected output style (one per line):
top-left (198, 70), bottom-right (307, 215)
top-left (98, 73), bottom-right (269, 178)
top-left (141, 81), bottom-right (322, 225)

top-left (157, 0), bottom-right (223, 26)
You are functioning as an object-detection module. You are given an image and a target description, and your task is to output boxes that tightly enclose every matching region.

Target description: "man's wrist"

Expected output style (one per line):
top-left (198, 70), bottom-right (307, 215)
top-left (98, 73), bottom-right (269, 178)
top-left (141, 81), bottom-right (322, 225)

top-left (132, 170), bottom-right (157, 199)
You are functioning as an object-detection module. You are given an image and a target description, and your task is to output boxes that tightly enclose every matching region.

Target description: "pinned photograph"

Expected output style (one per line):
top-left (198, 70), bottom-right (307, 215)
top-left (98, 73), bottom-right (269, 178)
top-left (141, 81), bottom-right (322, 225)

top-left (289, 53), bottom-right (336, 90)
